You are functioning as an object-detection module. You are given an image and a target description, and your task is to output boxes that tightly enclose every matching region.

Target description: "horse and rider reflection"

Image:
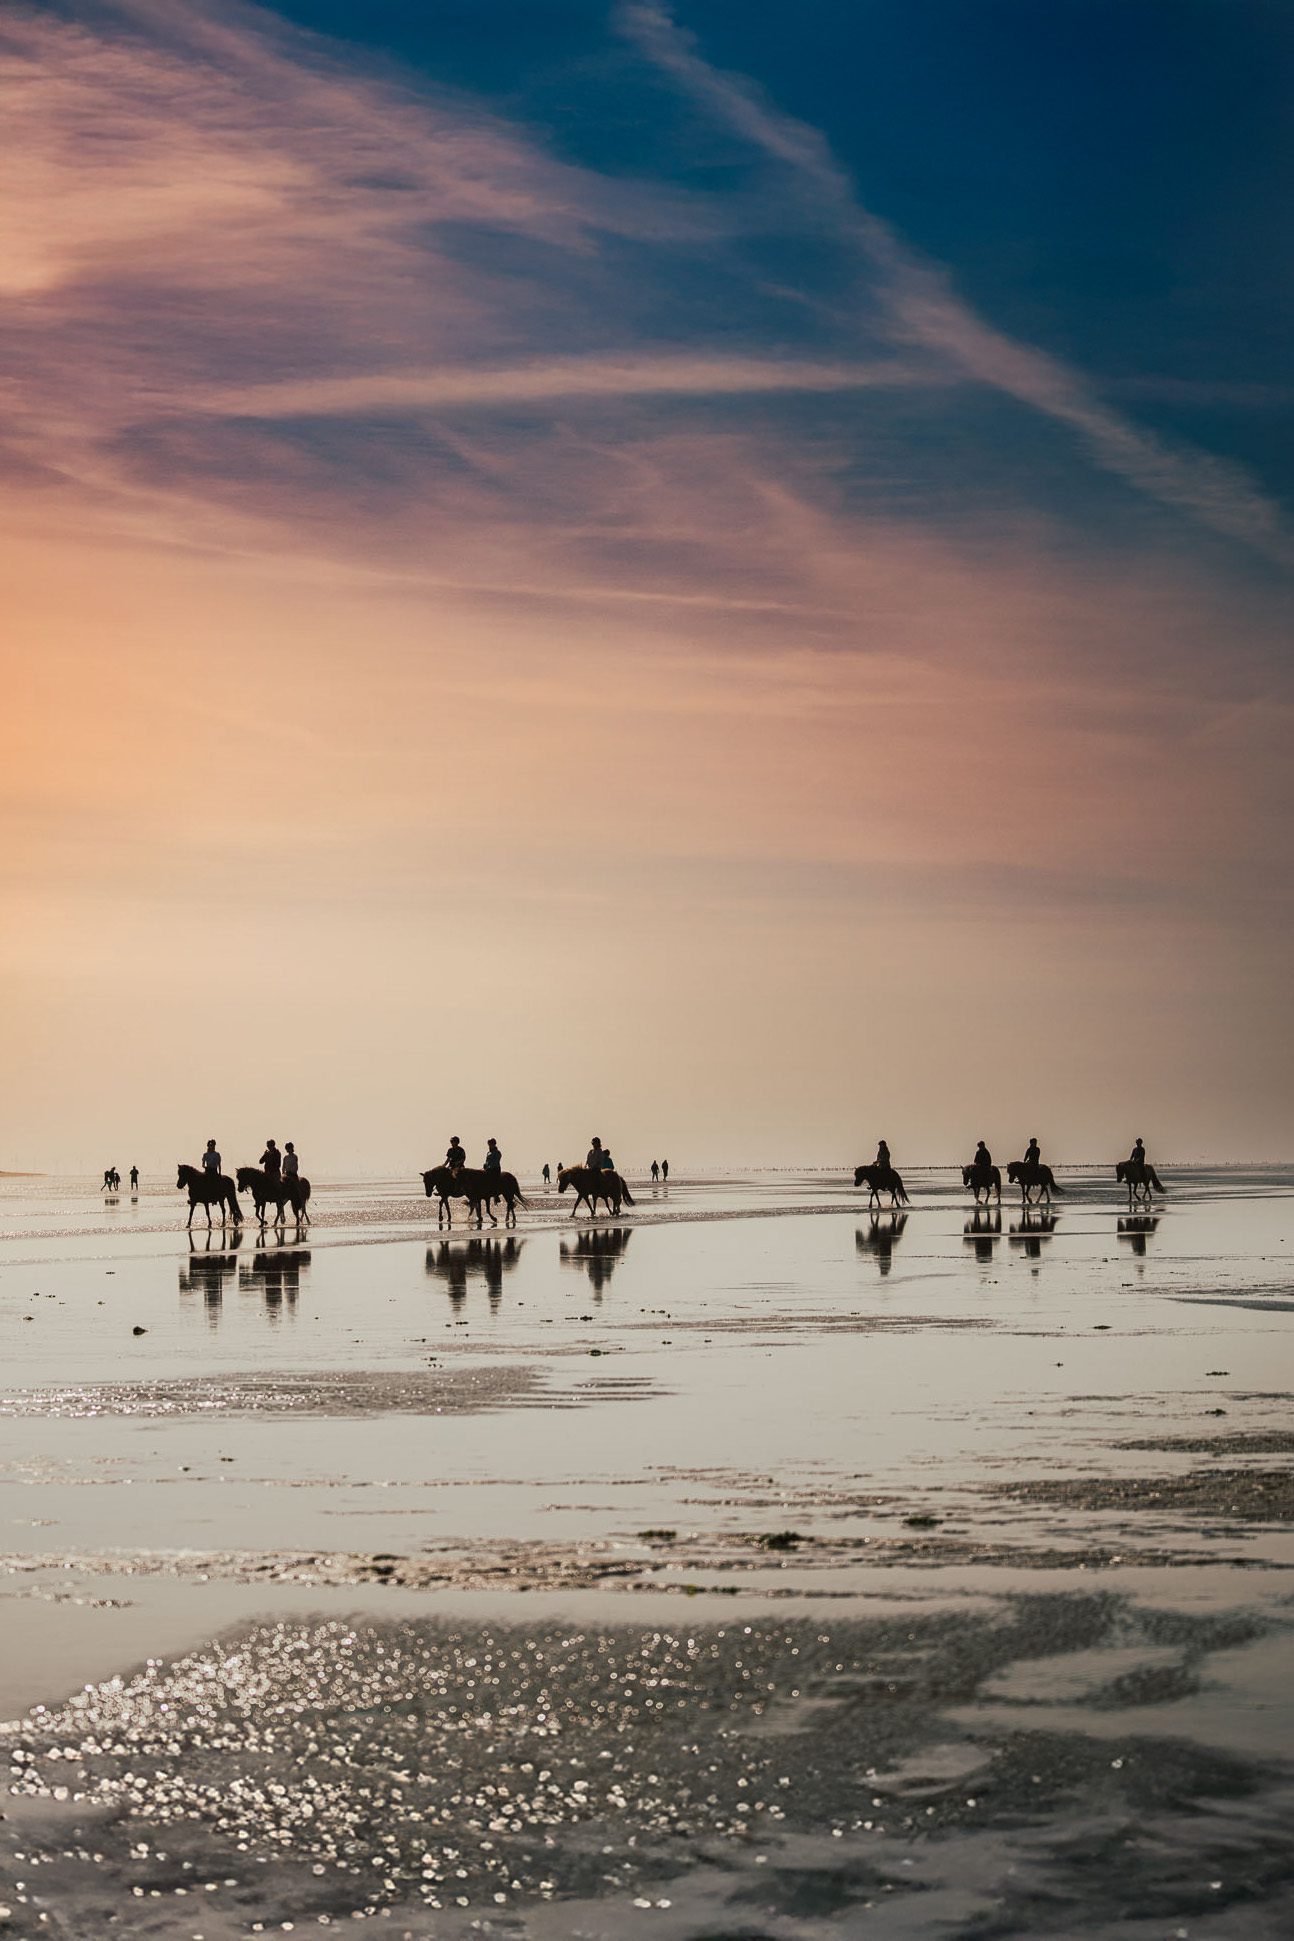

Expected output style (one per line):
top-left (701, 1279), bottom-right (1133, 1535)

top-left (1118, 1214), bottom-right (1159, 1257)
top-left (240, 1243), bottom-right (311, 1314)
top-left (179, 1227), bottom-right (244, 1319)
top-left (963, 1208), bottom-right (1002, 1262)
top-left (1009, 1209), bottom-right (1059, 1259)
top-left (425, 1236), bottom-right (524, 1309)
top-left (560, 1226), bottom-right (632, 1295)
top-left (856, 1212), bottom-right (907, 1274)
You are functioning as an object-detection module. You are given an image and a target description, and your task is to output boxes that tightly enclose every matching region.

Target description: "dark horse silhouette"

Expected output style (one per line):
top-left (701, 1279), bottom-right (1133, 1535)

top-left (557, 1166), bottom-right (636, 1218)
top-left (961, 1162), bottom-right (1002, 1205)
top-left (236, 1166), bottom-right (311, 1226)
top-left (421, 1166), bottom-right (527, 1228)
top-left (176, 1162), bottom-right (242, 1229)
top-left (1115, 1160), bottom-right (1166, 1207)
top-left (102, 1167), bottom-right (121, 1193)
top-left (853, 1163), bottom-right (909, 1208)
top-left (1006, 1159), bottom-right (1063, 1207)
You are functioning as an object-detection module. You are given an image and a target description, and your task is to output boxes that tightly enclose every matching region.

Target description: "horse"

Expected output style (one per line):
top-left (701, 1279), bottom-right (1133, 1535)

top-left (1006, 1159), bottom-right (1063, 1206)
top-left (853, 1163), bottom-right (909, 1208)
top-left (1116, 1159), bottom-right (1165, 1207)
top-left (176, 1162), bottom-right (242, 1229)
top-left (961, 1162), bottom-right (1002, 1205)
top-left (102, 1167), bottom-right (121, 1193)
top-left (421, 1166), bottom-right (527, 1228)
top-left (557, 1166), bottom-right (636, 1218)
top-left (236, 1166), bottom-right (311, 1226)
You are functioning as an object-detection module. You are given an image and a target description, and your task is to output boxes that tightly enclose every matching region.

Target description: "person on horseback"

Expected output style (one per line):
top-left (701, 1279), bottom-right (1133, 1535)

top-left (260, 1139), bottom-right (282, 1178)
top-left (1024, 1137), bottom-right (1041, 1167)
top-left (974, 1141), bottom-right (992, 1169)
top-left (446, 1136), bottom-right (466, 1175)
top-left (875, 1139), bottom-right (891, 1170)
top-left (586, 1136), bottom-right (607, 1170)
top-left (483, 1139), bottom-right (502, 1175)
top-left (202, 1139), bottom-right (222, 1175)
top-left (283, 1142), bottom-right (299, 1178)
top-left (1129, 1137), bottom-right (1146, 1167)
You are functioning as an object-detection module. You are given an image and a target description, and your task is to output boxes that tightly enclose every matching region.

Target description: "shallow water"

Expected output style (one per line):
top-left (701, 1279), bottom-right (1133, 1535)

top-left (1, 1167), bottom-right (1291, 1933)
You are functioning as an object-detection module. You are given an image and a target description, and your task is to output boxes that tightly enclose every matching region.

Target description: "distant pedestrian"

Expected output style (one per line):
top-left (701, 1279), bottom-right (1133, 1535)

top-left (661, 1158), bottom-right (669, 1181)
top-left (129, 1165), bottom-right (139, 1190)
top-left (542, 1162), bottom-right (551, 1186)
top-left (650, 1160), bottom-right (660, 1181)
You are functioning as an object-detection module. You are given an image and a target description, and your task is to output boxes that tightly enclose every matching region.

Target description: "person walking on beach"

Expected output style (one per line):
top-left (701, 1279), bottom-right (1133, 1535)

top-left (483, 1138), bottom-right (502, 1175)
top-left (202, 1139), bottom-right (222, 1175)
top-left (283, 1142), bottom-right (300, 1179)
top-left (260, 1139), bottom-right (282, 1179)
top-left (542, 1162), bottom-right (551, 1186)
top-left (661, 1158), bottom-right (669, 1181)
top-left (446, 1136), bottom-right (466, 1175)
top-left (129, 1165), bottom-right (139, 1190)
top-left (651, 1159), bottom-right (660, 1181)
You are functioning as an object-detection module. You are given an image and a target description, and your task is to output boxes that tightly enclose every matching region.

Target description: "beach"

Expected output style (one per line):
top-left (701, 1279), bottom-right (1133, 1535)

top-left (1, 1167), bottom-right (1291, 1936)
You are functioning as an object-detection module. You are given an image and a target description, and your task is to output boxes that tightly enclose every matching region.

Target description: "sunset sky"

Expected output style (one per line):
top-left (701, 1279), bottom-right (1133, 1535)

top-left (4, 0), bottom-right (1292, 1171)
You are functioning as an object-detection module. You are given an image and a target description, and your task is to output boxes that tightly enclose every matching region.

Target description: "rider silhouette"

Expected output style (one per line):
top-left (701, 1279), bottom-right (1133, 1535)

top-left (875, 1140), bottom-right (891, 1169)
top-left (974, 1141), bottom-right (992, 1169)
top-left (446, 1136), bottom-right (466, 1175)
top-left (483, 1138), bottom-right (502, 1174)
top-left (1024, 1137), bottom-right (1041, 1167)
top-left (260, 1139), bottom-right (281, 1179)
top-left (283, 1142), bottom-right (300, 1178)
top-left (1129, 1137), bottom-right (1146, 1166)
top-left (202, 1139), bottom-right (222, 1174)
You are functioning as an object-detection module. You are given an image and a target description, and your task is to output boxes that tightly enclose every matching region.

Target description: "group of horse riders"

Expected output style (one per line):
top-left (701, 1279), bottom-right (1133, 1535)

top-left (203, 1136), bottom-right (301, 1182)
top-left (870, 1135), bottom-right (1150, 1173)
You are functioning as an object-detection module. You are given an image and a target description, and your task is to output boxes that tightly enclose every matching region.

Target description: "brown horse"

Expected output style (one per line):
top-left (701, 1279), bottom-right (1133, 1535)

top-left (1116, 1160), bottom-right (1166, 1207)
top-left (557, 1166), bottom-right (635, 1218)
top-left (1006, 1159), bottom-right (1063, 1206)
top-left (962, 1162), bottom-right (1002, 1205)
top-left (236, 1166), bottom-right (311, 1226)
top-left (853, 1163), bottom-right (909, 1208)
top-left (176, 1163), bottom-right (242, 1229)
top-left (421, 1166), bottom-right (527, 1228)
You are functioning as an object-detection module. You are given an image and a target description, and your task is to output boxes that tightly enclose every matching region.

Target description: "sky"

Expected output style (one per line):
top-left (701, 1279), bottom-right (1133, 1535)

top-left (3, 0), bottom-right (1293, 1172)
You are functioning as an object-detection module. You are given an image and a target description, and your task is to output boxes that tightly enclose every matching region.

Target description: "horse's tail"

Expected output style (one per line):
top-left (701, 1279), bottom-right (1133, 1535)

top-left (894, 1172), bottom-right (910, 1205)
top-left (1050, 1170), bottom-right (1065, 1193)
top-left (620, 1179), bottom-right (636, 1207)
top-left (1148, 1167), bottom-right (1165, 1193)
top-left (510, 1176), bottom-right (528, 1208)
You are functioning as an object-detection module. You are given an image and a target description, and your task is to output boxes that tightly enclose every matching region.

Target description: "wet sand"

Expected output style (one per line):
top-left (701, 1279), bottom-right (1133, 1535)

top-left (1, 1166), bottom-right (1291, 1934)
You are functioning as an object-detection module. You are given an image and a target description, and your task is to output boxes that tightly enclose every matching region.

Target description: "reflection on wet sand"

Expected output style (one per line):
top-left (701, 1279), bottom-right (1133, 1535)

top-left (179, 1228), bottom-right (243, 1323)
top-left (856, 1211), bottom-right (907, 1274)
top-left (1119, 1214), bottom-right (1160, 1257)
top-left (1009, 1210), bottom-right (1059, 1259)
top-left (560, 1225), bottom-right (632, 1295)
top-left (425, 1235), bottom-right (524, 1310)
top-left (964, 1208), bottom-right (1002, 1262)
top-left (239, 1243), bottom-right (311, 1317)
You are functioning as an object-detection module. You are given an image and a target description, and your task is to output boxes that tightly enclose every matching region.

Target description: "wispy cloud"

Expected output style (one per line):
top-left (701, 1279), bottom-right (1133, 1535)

top-left (619, 2), bottom-right (1294, 567)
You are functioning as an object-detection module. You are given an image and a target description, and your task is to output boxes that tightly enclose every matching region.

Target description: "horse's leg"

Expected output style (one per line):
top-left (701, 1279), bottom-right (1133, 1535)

top-left (187, 1198), bottom-right (195, 1229)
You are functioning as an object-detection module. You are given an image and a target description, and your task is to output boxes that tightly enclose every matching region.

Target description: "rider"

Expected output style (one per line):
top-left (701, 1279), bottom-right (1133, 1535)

top-left (875, 1139), bottom-right (891, 1170)
top-left (260, 1139), bottom-right (282, 1179)
top-left (483, 1138), bottom-right (502, 1174)
top-left (283, 1142), bottom-right (300, 1179)
top-left (586, 1136), bottom-right (606, 1170)
top-left (1024, 1136), bottom-right (1041, 1167)
top-left (601, 1148), bottom-right (616, 1174)
top-left (446, 1136), bottom-right (466, 1175)
top-left (202, 1139), bottom-right (222, 1175)
top-left (1128, 1136), bottom-right (1146, 1167)
top-left (974, 1140), bottom-right (992, 1170)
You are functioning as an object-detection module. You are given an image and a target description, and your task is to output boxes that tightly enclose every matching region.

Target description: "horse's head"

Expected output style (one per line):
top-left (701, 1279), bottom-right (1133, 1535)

top-left (421, 1170), bottom-right (438, 1196)
top-left (236, 1167), bottom-right (255, 1189)
top-left (176, 1163), bottom-right (187, 1188)
top-left (961, 1165), bottom-right (973, 1185)
top-left (853, 1165), bottom-right (869, 1186)
top-left (1006, 1161), bottom-right (1021, 1182)
top-left (1115, 1161), bottom-right (1128, 1182)
top-left (557, 1170), bottom-right (571, 1193)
